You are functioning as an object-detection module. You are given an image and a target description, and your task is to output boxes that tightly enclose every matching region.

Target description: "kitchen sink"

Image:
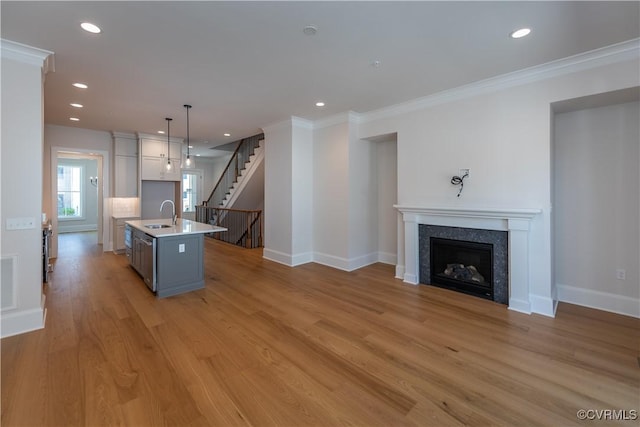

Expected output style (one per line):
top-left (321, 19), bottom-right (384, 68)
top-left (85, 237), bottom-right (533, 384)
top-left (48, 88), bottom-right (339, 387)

top-left (144, 224), bottom-right (172, 229)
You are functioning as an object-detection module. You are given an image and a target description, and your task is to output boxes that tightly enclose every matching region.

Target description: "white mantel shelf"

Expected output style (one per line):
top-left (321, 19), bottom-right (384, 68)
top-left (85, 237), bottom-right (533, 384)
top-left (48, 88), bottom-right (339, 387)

top-left (394, 205), bottom-right (543, 315)
top-left (394, 205), bottom-right (542, 219)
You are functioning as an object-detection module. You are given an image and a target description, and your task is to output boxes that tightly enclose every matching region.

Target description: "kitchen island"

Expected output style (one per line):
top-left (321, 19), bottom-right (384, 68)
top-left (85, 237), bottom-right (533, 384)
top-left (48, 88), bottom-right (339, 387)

top-left (125, 218), bottom-right (226, 298)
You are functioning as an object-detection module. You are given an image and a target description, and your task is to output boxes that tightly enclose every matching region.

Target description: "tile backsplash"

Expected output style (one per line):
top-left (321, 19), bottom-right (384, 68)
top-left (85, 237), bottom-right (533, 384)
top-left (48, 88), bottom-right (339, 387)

top-left (110, 197), bottom-right (139, 217)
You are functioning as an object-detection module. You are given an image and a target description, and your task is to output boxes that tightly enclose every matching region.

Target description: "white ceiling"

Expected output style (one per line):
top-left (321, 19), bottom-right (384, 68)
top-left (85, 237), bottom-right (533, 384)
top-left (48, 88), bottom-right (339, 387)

top-left (2, 1), bottom-right (638, 157)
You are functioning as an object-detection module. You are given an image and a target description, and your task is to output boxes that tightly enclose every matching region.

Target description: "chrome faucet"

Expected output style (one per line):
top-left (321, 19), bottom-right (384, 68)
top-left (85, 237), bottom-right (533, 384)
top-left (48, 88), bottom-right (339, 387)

top-left (160, 199), bottom-right (177, 225)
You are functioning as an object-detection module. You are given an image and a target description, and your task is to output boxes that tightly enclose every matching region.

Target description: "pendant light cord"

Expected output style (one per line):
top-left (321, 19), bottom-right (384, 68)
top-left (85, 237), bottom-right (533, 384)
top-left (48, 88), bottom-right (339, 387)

top-left (184, 104), bottom-right (192, 163)
top-left (165, 118), bottom-right (172, 169)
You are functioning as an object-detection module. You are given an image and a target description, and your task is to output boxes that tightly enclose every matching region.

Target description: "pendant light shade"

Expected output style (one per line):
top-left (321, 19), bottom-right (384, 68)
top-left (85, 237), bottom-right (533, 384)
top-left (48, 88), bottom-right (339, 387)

top-left (165, 117), bottom-right (173, 171)
top-left (184, 104), bottom-right (192, 168)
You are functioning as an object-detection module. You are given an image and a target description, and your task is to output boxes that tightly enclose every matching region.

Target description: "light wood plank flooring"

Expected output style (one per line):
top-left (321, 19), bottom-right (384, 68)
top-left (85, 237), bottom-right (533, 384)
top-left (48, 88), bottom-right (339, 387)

top-left (2, 232), bottom-right (638, 426)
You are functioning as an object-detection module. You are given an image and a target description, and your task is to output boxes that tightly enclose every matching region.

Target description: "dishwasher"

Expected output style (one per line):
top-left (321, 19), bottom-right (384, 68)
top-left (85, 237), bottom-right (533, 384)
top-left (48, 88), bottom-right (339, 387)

top-left (140, 233), bottom-right (157, 292)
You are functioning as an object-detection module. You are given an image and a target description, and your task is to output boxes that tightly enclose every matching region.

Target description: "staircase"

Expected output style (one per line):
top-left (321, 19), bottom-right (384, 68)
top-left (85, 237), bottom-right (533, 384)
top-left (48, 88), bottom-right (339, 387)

top-left (204, 133), bottom-right (264, 209)
top-left (220, 140), bottom-right (264, 209)
top-left (197, 133), bottom-right (264, 248)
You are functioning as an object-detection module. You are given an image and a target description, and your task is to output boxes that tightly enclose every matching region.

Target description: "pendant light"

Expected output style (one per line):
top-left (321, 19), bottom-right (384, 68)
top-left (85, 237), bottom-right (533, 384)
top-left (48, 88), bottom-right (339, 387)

top-left (165, 117), bottom-right (173, 171)
top-left (184, 104), bottom-right (192, 167)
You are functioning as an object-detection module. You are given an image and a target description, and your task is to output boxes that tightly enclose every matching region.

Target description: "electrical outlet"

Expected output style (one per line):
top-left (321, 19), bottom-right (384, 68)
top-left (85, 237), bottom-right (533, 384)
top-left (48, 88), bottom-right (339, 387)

top-left (616, 269), bottom-right (626, 280)
top-left (178, 243), bottom-right (185, 253)
top-left (459, 169), bottom-right (470, 178)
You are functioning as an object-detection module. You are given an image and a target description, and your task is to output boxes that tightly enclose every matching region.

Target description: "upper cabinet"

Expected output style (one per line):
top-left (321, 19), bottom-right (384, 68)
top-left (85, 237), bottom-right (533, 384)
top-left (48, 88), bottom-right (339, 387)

top-left (113, 132), bottom-right (139, 197)
top-left (139, 135), bottom-right (183, 181)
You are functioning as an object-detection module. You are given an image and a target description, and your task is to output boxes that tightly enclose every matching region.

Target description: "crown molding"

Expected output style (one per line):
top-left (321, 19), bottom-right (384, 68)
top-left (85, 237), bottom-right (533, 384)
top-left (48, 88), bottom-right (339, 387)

top-left (360, 38), bottom-right (640, 124)
top-left (111, 131), bottom-right (137, 140)
top-left (262, 116), bottom-right (314, 134)
top-left (291, 116), bottom-right (314, 130)
top-left (313, 111), bottom-right (362, 130)
top-left (1, 39), bottom-right (54, 73)
top-left (136, 132), bottom-right (183, 143)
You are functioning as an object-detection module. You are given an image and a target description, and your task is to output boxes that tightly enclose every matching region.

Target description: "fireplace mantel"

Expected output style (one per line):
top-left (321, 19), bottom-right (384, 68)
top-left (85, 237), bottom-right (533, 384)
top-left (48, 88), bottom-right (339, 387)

top-left (394, 205), bottom-right (542, 314)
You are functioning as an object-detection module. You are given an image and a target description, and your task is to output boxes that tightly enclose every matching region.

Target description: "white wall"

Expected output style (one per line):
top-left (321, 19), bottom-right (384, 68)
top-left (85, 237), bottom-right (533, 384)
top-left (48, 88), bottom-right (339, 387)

top-left (291, 123), bottom-right (314, 259)
top-left (1, 40), bottom-right (52, 338)
top-left (57, 157), bottom-right (99, 233)
top-left (554, 101), bottom-right (639, 316)
top-left (358, 55), bottom-right (639, 316)
top-left (313, 122), bottom-right (350, 263)
top-left (263, 120), bottom-right (295, 263)
top-left (263, 118), bottom-right (314, 266)
top-left (348, 128), bottom-right (378, 267)
top-left (301, 117), bottom-right (398, 271)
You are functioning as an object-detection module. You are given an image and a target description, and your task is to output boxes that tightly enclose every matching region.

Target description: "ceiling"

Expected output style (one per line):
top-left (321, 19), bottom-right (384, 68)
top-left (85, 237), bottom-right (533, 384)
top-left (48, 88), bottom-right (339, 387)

top-left (2, 1), bottom-right (638, 157)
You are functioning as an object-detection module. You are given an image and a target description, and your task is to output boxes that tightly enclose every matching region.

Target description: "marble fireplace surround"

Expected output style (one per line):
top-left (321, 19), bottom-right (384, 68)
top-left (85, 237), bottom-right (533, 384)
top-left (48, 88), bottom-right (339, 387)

top-left (395, 206), bottom-right (542, 314)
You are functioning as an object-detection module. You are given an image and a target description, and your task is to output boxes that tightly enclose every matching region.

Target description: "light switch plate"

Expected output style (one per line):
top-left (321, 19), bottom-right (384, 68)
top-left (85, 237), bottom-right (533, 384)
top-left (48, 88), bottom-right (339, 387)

top-left (178, 243), bottom-right (185, 253)
top-left (6, 217), bottom-right (36, 230)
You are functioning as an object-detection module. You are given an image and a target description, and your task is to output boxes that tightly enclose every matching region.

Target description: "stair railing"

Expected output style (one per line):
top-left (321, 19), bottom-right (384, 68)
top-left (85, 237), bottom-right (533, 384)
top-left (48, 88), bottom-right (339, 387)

top-left (204, 133), bottom-right (264, 208)
top-left (195, 205), bottom-right (262, 248)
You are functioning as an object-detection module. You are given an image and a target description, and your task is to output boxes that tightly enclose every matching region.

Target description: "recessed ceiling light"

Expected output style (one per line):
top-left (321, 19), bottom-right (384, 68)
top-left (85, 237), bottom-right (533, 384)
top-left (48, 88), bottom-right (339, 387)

top-left (188, 145), bottom-right (194, 149)
top-left (157, 130), bottom-right (165, 134)
top-left (72, 82), bottom-right (88, 89)
top-left (196, 154), bottom-right (201, 157)
top-left (315, 101), bottom-right (325, 107)
top-left (223, 133), bottom-right (231, 137)
top-left (81, 22), bottom-right (101, 34)
top-left (70, 103), bottom-right (83, 108)
top-left (69, 117), bottom-right (80, 121)
top-left (303, 25), bottom-right (318, 36)
top-left (510, 28), bottom-right (531, 39)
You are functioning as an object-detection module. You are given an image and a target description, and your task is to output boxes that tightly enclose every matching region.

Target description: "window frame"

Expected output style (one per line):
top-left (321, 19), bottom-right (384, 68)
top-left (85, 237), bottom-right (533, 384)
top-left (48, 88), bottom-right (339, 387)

top-left (57, 163), bottom-right (85, 221)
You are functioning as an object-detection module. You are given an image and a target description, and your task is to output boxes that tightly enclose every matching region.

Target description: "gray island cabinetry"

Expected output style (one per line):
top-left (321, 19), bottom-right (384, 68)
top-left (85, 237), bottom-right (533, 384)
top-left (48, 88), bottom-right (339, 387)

top-left (125, 218), bottom-right (226, 298)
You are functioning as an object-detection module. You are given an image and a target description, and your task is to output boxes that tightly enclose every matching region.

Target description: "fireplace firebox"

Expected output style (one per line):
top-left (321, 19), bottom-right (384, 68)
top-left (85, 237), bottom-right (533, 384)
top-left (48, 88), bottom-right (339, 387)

top-left (430, 237), bottom-right (493, 300)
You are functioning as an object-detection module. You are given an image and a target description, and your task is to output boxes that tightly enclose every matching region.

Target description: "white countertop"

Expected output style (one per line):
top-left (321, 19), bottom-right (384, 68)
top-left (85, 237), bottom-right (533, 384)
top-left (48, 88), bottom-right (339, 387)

top-left (112, 214), bottom-right (140, 220)
top-left (125, 218), bottom-right (227, 238)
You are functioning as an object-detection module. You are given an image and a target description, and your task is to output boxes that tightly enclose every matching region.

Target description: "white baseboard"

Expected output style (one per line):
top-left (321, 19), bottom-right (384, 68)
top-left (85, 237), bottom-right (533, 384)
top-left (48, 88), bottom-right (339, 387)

top-left (557, 283), bottom-right (640, 318)
top-left (508, 297), bottom-right (532, 314)
top-left (395, 265), bottom-right (405, 280)
top-left (377, 251), bottom-right (397, 265)
top-left (262, 248), bottom-right (312, 267)
top-left (312, 252), bottom-right (351, 271)
top-left (265, 248), bottom-right (397, 273)
top-left (1, 305), bottom-right (45, 338)
top-left (291, 251), bottom-right (313, 266)
top-left (58, 224), bottom-right (97, 233)
top-left (312, 251), bottom-right (384, 272)
top-left (403, 273), bottom-right (418, 285)
top-left (529, 294), bottom-right (557, 317)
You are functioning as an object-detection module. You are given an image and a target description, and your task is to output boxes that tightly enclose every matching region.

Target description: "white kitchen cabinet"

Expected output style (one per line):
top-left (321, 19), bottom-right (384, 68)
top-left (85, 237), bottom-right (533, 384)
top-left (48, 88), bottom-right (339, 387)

top-left (113, 133), bottom-right (139, 197)
top-left (115, 155), bottom-right (138, 196)
top-left (140, 138), bottom-right (182, 181)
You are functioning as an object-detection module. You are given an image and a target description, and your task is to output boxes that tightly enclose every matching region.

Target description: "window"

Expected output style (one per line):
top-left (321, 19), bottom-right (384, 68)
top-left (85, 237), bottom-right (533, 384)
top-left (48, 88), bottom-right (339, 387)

top-left (57, 165), bottom-right (83, 219)
top-left (182, 173), bottom-right (198, 213)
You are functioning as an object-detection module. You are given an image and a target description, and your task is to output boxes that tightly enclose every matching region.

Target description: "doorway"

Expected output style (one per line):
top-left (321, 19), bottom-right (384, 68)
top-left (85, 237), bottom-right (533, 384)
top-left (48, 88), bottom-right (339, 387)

top-left (50, 147), bottom-right (109, 259)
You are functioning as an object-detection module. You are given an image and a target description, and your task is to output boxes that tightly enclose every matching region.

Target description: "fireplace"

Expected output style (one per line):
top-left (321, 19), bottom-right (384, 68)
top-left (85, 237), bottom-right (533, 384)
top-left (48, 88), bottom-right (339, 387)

top-left (395, 205), bottom-right (542, 314)
top-left (419, 225), bottom-right (509, 304)
top-left (430, 237), bottom-right (493, 300)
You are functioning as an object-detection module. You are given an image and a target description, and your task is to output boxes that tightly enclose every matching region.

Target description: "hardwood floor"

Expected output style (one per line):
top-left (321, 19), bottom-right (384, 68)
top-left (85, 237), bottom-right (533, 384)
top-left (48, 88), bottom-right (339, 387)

top-left (2, 232), bottom-right (638, 426)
